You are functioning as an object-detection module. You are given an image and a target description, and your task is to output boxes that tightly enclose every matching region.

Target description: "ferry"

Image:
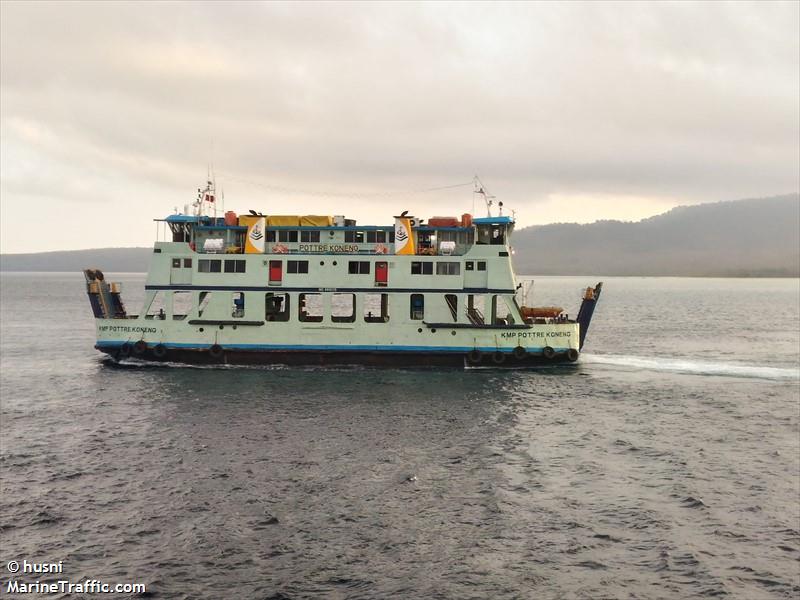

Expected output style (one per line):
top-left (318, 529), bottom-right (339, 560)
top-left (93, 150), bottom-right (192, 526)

top-left (83, 179), bottom-right (602, 368)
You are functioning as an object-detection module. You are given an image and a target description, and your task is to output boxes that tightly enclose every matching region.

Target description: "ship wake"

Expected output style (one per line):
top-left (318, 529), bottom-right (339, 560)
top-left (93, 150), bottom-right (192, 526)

top-left (581, 353), bottom-right (800, 381)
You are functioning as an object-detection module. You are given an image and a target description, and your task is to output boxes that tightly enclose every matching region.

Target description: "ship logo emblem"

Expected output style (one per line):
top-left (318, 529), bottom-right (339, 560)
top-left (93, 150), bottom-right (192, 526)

top-left (395, 229), bottom-right (408, 242)
top-left (250, 224), bottom-right (263, 241)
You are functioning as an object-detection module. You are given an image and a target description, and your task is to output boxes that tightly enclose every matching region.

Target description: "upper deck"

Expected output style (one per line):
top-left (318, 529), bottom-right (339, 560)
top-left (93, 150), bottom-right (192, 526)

top-left (157, 213), bottom-right (514, 258)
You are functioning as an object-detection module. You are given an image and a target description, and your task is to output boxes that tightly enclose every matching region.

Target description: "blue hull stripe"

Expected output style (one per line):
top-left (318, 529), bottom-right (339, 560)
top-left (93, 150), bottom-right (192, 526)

top-left (96, 341), bottom-right (570, 353)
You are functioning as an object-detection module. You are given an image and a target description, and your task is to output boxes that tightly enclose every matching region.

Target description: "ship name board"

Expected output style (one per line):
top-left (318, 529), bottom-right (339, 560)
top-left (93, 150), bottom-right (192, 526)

top-left (99, 325), bottom-right (158, 333)
top-left (501, 330), bottom-right (571, 339)
top-left (298, 243), bottom-right (361, 253)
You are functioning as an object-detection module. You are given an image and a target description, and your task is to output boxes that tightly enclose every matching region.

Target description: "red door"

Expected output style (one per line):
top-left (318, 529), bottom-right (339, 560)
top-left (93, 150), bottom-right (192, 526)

top-left (269, 260), bottom-right (282, 283)
top-left (375, 261), bottom-right (388, 286)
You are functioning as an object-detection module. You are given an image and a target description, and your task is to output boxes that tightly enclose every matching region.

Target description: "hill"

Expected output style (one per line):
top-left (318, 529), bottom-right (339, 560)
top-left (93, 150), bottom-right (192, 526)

top-left (1, 194), bottom-right (798, 276)
top-left (512, 194), bottom-right (799, 276)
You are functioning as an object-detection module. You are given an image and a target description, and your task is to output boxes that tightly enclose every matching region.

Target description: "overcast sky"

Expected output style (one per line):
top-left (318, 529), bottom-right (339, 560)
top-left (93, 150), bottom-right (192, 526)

top-left (1, 1), bottom-right (798, 253)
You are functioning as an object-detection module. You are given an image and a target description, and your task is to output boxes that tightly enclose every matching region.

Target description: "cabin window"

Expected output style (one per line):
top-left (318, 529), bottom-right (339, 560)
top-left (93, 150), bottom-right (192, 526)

top-left (287, 260), bottom-right (309, 274)
top-left (348, 261), bottom-right (370, 274)
top-left (477, 261), bottom-right (487, 271)
top-left (265, 293), bottom-right (290, 322)
top-left (183, 258), bottom-right (192, 268)
top-left (198, 259), bottom-right (221, 273)
top-left (389, 231), bottom-right (395, 243)
top-left (344, 231), bottom-right (365, 243)
top-left (231, 292), bottom-right (245, 318)
top-left (278, 230), bottom-right (298, 243)
top-left (466, 295), bottom-right (485, 325)
top-left (299, 293), bottom-right (323, 322)
top-left (300, 230), bottom-right (321, 242)
top-left (410, 294), bottom-right (425, 320)
top-left (172, 258), bottom-right (181, 268)
top-left (411, 261), bottom-right (433, 275)
top-left (436, 262), bottom-right (460, 275)
top-left (197, 291), bottom-right (211, 317)
top-left (445, 294), bottom-right (458, 321)
top-left (366, 230), bottom-right (387, 243)
top-left (145, 291), bottom-right (167, 319)
top-left (331, 293), bottom-right (356, 323)
top-left (173, 291), bottom-right (192, 320)
top-left (465, 261), bottom-right (474, 271)
top-left (266, 230), bottom-right (276, 242)
top-left (224, 259), bottom-right (246, 273)
top-left (364, 293), bottom-right (389, 323)
top-left (491, 227), bottom-right (505, 245)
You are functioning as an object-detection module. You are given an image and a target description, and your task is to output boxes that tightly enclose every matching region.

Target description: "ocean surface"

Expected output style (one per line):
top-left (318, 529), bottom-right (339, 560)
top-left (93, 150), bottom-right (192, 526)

top-left (1, 273), bottom-right (798, 599)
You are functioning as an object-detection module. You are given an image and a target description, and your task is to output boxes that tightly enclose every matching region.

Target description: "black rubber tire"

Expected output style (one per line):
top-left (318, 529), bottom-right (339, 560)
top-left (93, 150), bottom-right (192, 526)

top-left (94, 269), bottom-right (105, 281)
top-left (118, 343), bottom-right (131, 359)
top-left (133, 340), bottom-right (147, 355)
top-left (492, 351), bottom-right (506, 365)
top-left (566, 348), bottom-right (579, 362)
top-left (152, 344), bottom-right (167, 359)
top-left (542, 346), bottom-right (556, 359)
top-left (209, 344), bottom-right (224, 359)
top-left (85, 269), bottom-right (97, 281)
top-left (466, 349), bottom-right (482, 365)
top-left (513, 346), bottom-right (527, 360)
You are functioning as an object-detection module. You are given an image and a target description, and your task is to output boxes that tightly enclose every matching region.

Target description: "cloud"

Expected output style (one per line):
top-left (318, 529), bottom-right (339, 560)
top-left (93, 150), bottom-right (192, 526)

top-left (1, 0), bottom-right (798, 252)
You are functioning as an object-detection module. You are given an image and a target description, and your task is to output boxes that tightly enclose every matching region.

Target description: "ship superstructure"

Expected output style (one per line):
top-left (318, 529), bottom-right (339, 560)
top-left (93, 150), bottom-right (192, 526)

top-left (84, 180), bottom-right (602, 367)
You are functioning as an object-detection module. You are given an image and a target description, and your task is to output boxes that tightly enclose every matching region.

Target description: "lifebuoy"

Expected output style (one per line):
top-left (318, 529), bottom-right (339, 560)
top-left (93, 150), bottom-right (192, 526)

top-left (513, 346), bottom-right (527, 360)
top-left (566, 348), bottom-right (579, 362)
top-left (133, 340), bottom-right (147, 355)
top-left (153, 344), bottom-right (167, 359)
top-left (209, 344), bottom-right (224, 359)
top-left (492, 351), bottom-right (506, 365)
top-left (542, 346), bottom-right (555, 359)
top-left (466, 349), bottom-right (482, 365)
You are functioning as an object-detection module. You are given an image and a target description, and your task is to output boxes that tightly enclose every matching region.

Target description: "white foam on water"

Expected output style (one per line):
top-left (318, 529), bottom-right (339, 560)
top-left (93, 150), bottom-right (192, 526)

top-left (581, 353), bottom-right (800, 381)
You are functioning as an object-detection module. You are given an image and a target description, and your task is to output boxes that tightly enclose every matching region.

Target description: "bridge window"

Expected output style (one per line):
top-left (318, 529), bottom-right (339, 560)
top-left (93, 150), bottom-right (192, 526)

top-left (436, 262), bottom-right (460, 275)
top-left (477, 261), bottom-right (487, 271)
top-left (184, 258), bottom-right (192, 268)
top-left (172, 258), bottom-right (181, 268)
top-left (278, 230), bottom-right (299, 243)
top-left (301, 230), bottom-right (321, 242)
top-left (364, 293), bottom-right (389, 323)
top-left (224, 259), bottom-right (246, 273)
top-left (366, 230), bottom-right (387, 243)
top-left (198, 259), bottom-right (221, 273)
top-left (465, 261), bottom-right (474, 271)
top-left (410, 294), bottom-right (424, 320)
top-left (331, 293), bottom-right (356, 323)
top-left (344, 231), bottom-right (365, 243)
top-left (287, 260), bottom-right (309, 274)
top-left (348, 261), bottom-right (370, 274)
top-left (299, 293), bottom-right (323, 322)
top-left (411, 261), bottom-right (433, 275)
top-left (265, 293), bottom-right (290, 322)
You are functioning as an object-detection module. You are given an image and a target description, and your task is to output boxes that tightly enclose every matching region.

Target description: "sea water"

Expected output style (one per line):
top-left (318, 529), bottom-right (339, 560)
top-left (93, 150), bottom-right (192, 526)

top-left (1, 273), bottom-right (798, 599)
